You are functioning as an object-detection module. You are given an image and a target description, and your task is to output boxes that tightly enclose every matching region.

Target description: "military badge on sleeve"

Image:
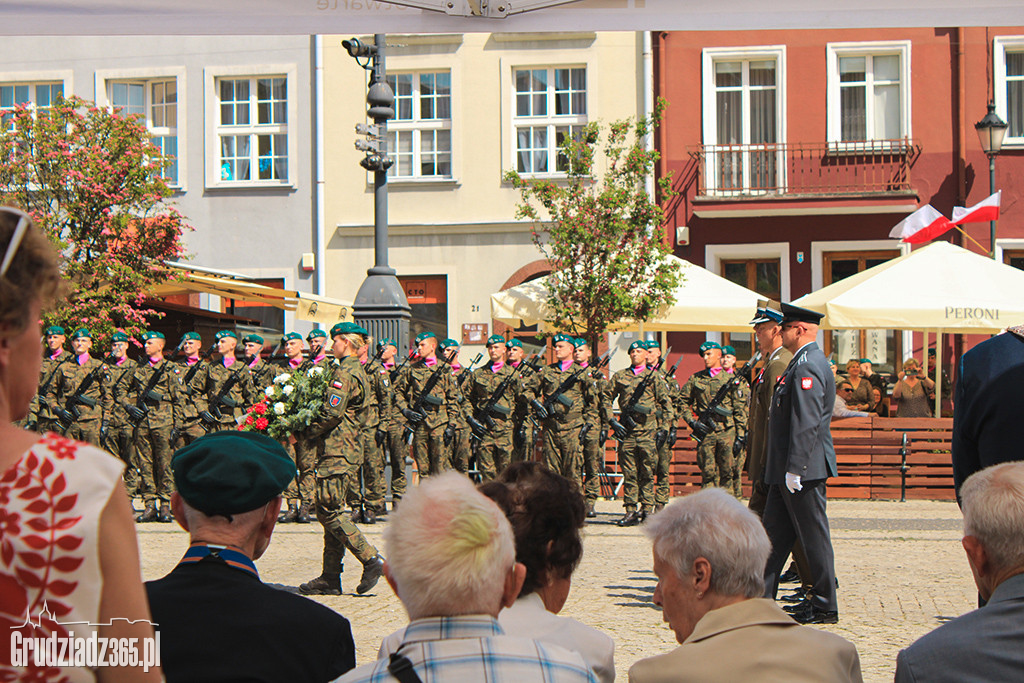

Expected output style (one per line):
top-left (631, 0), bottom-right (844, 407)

top-left (329, 392), bottom-right (342, 407)
top-left (800, 377), bottom-right (813, 390)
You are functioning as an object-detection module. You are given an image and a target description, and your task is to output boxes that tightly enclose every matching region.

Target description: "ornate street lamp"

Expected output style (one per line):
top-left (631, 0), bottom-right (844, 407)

top-left (975, 102), bottom-right (1008, 259)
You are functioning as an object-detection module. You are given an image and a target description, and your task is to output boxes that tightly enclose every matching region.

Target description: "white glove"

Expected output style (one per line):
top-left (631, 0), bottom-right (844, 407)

top-left (785, 472), bottom-right (803, 493)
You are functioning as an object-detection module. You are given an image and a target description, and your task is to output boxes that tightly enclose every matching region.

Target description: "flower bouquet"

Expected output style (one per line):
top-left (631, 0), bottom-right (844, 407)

top-left (239, 363), bottom-right (333, 440)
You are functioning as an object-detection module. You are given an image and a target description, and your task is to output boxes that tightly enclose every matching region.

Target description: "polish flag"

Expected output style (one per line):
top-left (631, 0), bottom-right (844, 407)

top-left (888, 205), bottom-right (954, 244)
top-left (952, 191), bottom-right (1001, 225)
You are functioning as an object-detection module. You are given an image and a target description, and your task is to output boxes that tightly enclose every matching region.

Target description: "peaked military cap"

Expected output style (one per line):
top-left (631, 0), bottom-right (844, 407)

top-left (780, 302), bottom-right (825, 325)
top-left (722, 345), bottom-right (736, 356)
top-left (307, 328), bottom-right (328, 340)
top-left (180, 331), bottom-right (201, 342)
top-left (282, 332), bottom-right (302, 342)
top-left (414, 331), bottom-right (436, 344)
top-left (242, 333), bottom-right (264, 345)
top-left (172, 432), bottom-right (294, 517)
top-left (506, 338), bottom-right (523, 349)
top-left (111, 332), bottom-right (130, 343)
top-left (699, 341), bottom-right (722, 354)
top-left (486, 334), bottom-right (506, 347)
top-left (70, 328), bottom-right (91, 340)
top-left (750, 298), bottom-right (785, 325)
top-left (215, 329), bottom-right (237, 340)
top-left (44, 325), bottom-right (66, 336)
top-left (142, 331), bottom-right (165, 341)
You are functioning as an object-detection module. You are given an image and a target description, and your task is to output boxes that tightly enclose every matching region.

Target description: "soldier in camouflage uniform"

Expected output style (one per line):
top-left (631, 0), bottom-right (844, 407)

top-left (381, 339), bottom-right (411, 506)
top-left (275, 331), bottom-right (313, 523)
top-left (647, 339), bottom-right (681, 511)
top-left (190, 329), bottom-right (257, 433)
top-left (175, 332), bottom-right (210, 447)
top-left (47, 328), bottom-right (112, 447)
top-left (608, 340), bottom-right (671, 526)
top-left (506, 339), bottom-right (537, 463)
top-left (348, 337), bottom-right (391, 524)
top-left (680, 341), bottom-right (748, 496)
top-left (120, 331), bottom-right (184, 523)
top-left (721, 344), bottom-right (751, 498)
top-left (393, 331), bottom-right (459, 477)
top-left (243, 333), bottom-right (277, 391)
top-left (440, 338), bottom-right (474, 474)
top-left (27, 325), bottom-right (70, 433)
top-left (526, 333), bottom-right (599, 489)
top-left (105, 331), bottom-right (140, 499)
top-left (574, 337), bottom-right (609, 517)
top-left (298, 322), bottom-right (385, 597)
top-left (466, 334), bottom-right (522, 481)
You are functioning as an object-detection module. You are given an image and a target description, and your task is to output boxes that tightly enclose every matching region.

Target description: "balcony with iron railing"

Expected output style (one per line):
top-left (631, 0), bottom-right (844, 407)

top-left (688, 139), bottom-right (920, 199)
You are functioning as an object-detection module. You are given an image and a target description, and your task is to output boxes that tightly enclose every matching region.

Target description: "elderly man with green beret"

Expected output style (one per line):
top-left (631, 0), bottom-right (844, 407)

top-left (105, 331), bottom-right (140, 500)
top-left (146, 432), bottom-right (357, 681)
top-left (574, 336), bottom-right (610, 516)
top-left (174, 331), bottom-right (209, 448)
top-left (465, 334), bottom-right (522, 481)
top-left (393, 331), bottom-right (460, 477)
top-left (189, 329), bottom-right (258, 434)
top-left (118, 330), bottom-right (185, 523)
top-left (45, 327), bottom-right (112, 447)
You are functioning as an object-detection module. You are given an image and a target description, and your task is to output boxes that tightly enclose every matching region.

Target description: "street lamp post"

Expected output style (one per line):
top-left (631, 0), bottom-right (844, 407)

top-left (975, 102), bottom-right (1008, 260)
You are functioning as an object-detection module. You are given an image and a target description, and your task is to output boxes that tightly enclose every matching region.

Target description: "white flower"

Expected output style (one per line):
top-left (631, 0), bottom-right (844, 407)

top-left (265, 386), bottom-right (277, 398)
top-left (274, 373), bottom-right (291, 384)
top-left (274, 402), bottom-right (286, 415)
top-left (308, 367), bottom-right (324, 376)
top-left (282, 385), bottom-right (295, 396)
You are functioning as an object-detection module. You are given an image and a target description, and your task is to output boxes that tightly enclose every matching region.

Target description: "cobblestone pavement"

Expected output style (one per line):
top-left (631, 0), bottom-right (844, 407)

top-left (136, 497), bottom-right (975, 683)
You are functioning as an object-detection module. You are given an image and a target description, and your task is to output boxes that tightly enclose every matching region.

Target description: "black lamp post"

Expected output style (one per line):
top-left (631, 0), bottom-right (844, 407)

top-left (975, 102), bottom-right (1008, 260)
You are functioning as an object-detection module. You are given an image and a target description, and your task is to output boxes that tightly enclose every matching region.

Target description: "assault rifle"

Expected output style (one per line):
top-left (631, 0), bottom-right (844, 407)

top-left (126, 338), bottom-right (187, 424)
top-left (56, 353), bottom-right (117, 433)
top-left (530, 347), bottom-right (614, 420)
top-left (181, 341), bottom-right (218, 396)
top-left (688, 351), bottom-right (762, 443)
top-left (467, 353), bottom-right (539, 437)
top-left (608, 346), bottom-right (672, 440)
top-left (402, 349), bottom-right (456, 445)
top-left (30, 352), bottom-right (73, 428)
top-left (198, 352), bottom-right (249, 429)
top-left (389, 349), bottom-right (417, 383)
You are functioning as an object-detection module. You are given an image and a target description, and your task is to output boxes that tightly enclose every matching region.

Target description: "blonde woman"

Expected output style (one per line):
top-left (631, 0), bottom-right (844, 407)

top-left (892, 358), bottom-right (936, 418)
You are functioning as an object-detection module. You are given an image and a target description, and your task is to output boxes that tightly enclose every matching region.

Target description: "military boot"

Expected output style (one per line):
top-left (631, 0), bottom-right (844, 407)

top-left (298, 574), bottom-right (341, 596)
top-left (585, 502), bottom-right (597, 518)
top-left (135, 501), bottom-right (158, 523)
top-left (362, 506), bottom-right (376, 525)
top-left (356, 556), bottom-right (385, 595)
top-left (278, 501), bottom-right (298, 523)
top-left (616, 509), bottom-right (640, 527)
top-left (158, 502), bottom-right (173, 523)
top-left (296, 501), bottom-right (312, 524)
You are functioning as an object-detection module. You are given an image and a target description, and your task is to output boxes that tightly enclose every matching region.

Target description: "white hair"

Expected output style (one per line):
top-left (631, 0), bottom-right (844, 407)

top-left (961, 462), bottom-right (1024, 574)
top-left (644, 488), bottom-right (770, 598)
top-left (383, 471), bottom-right (515, 620)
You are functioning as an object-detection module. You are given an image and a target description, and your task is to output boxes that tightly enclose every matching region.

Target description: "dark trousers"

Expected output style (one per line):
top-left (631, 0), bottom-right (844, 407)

top-left (750, 479), bottom-right (814, 592)
top-left (762, 479), bottom-right (838, 612)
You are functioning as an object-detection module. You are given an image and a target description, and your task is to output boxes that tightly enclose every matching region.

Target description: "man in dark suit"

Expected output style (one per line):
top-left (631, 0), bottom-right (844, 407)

top-left (147, 431), bottom-right (356, 683)
top-left (896, 461), bottom-right (1024, 682)
top-left (762, 303), bottom-right (839, 625)
top-left (952, 324), bottom-right (1024, 501)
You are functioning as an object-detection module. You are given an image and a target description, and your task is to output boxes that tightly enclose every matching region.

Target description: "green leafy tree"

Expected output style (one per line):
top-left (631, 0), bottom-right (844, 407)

top-left (0, 95), bottom-right (190, 345)
top-left (504, 99), bottom-right (680, 345)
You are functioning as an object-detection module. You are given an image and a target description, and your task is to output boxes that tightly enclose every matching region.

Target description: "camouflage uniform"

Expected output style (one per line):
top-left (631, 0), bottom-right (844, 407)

top-left (287, 356), bottom-right (330, 510)
top-left (466, 361), bottom-right (521, 481)
top-left (30, 351), bottom-right (72, 433)
top-left (189, 357), bottom-right (258, 432)
top-left (581, 364), bottom-right (610, 505)
top-left (510, 360), bottom-right (538, 463)
top-left (393, 358), bottom-right (459, 476)
top-left (105, 356), bottom-right (140, 497)
top-left (47, 354), bottom-right (112, 447)
top-left (176, 357), bottom-right (209, 446)
top-left (527, 361), bottom-right (599, 489)
top-left (654, 370), bottom-right (681, 507)
top-left (384, 362), bottom-right (410, 504)
top-left (348, 358), bottom-right (391, 516)
top-left (304, 354), bottom-right (380, 578)
top-left (609, 365), bottom-right (671, 515)
top-left (447, 366), bottom-right (474, 474)
top-left (118, 357), bottom-right (183, 507)
top-left (248, 357), bottom-right (279, 392)
top-left (680, 368), bottom-right (748, 495)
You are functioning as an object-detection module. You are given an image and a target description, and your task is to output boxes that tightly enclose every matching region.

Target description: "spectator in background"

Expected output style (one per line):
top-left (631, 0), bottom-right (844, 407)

top-left (895, 462), bottom-right (1024, 682)
top-left (859, 359), bottom-right (888, 395)
top-left (843, 359), bottom-right (873, 411)
top-left (892, 359), bottom-right (935, 418)
top-left (1, 206), bottom-right (161, 682)
top-left (628, 489), bottom-right (862, 683)
top-left (925, 348), bottom-right (953, 398)
top-left (828, 358), bottom-right (838, 380)
top-left (870, 387), bottom-right (889, 418)
top-left (721, 345), bottom-right (737, 373)
top-left (833, 381), bottom-right (872, 419)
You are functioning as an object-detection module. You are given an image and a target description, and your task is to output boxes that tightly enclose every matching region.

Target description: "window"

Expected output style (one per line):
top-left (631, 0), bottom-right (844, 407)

top-left (385, 71), bottom-right (452, 179)
top-left (109, 79), bottom-right (179, 184)
top-left (721, 258), bottom-right (781, 358)
top-left (995, 37), bottom-right (1024, 145)
top-left (223, 277), bottom-right (285, 331)
top-left (512, 66), bottom-right (587, 175)
top-left (1, 82), bottom-right (63, 130)
top-left (1004, 249), bottom-right (1024, 271)
top-left (399, 275), bottom-right (448, 342)
top-left (702, 47), bottom-right (784, 195)
top-left (823, 250), bottom-right (901, 373)
top-left (214, 75), bottom-right (288, 184)
top-left (827, 42), bottom-right (911, 147)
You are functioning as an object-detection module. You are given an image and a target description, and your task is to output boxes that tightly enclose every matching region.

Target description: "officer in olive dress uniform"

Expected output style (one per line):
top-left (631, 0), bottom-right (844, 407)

top-left (680, 341), bottom-right (748, 494)
top-left (646, 339), bottom-right (680, 511)
top-left (175, 331), bottom-right (209, 447)
top-left (105, 331), bottom-right (140, 499)
top-left (243, 333), bottom-right (277, 391)
top-left (381, 338), bottom-right (410, 508)
top-left (47, 328), bottom-right (112, 447)
top-left (348, 337), bottom-right (391, 524)
top-left (574, 337), bottom-right (609, 517)
top-left (526, 333), bottom-right (599, 489)
top-left (27, 325), bottom-right (70, 432)
top-left (298, 322), bottom-right (385, 597)
top-left (608, 340), bottom-right (671, 526)
top-left (190, 329), bottom-right (257, 433)
top-left (440, 338), bottom-right (473, 475)
top-left (507, 339), bottom-right (537, 462)
top-left (466, 334), bottom-right (522, 481)
top-left (393, 331), bottom-right (460, 477)
top-left (120, 331), bottom-right (184, 523)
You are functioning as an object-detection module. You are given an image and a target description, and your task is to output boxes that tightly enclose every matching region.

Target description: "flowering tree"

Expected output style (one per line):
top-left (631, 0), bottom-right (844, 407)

top-left (0, 95), bottom-right (190, 343)
top-left (504, 98), bottom-right (680, 344)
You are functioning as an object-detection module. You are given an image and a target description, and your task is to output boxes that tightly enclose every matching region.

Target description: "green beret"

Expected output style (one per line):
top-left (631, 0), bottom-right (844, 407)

top-left (142, 331), bottom-right (165, 341)
top-left (415, 331), bottom-right (436, 344)
top-left (722, 345), bottom-right (736, 356)
top-left (283, 332), bottom-right (302, 342)
top-left (699, 341), bottom-right (722, 354)
top-left (44, 325), bottom-right (65, 336)
top-left (572, 337), bottom-right (586, 348)
top-left (439, 338), bottom-right (459, 350)
top-left (111, 332), bottom-right (130, 343)
top-left (70, 328), bottom-right (91, 340)
top-left (330, 322), bottom-right (368, 338)
top-left (552, 333), bottom-right (573, 345)
top-left (180, 331), bottom-right (201, 342)
top-left (859, 358), bottom-right (872, 364)
top-left (215, 329), bottom-right (237, 340)
top-left (644, 340), bottom-right (660, 350)
top-left (172, 432), bottom-right (295, 517)
top-left (242, 334), bottom-right (264, 345)
top-left (486, 334), bottom-right (505, 346)
top-left (506, 338), bottom-right (522, 349)
top-left (629, 340), bottom-right (646, 352)
top-left (381, 338), bottom-right (396, 348)
top-left (307, 328), bottom-right (328, 340)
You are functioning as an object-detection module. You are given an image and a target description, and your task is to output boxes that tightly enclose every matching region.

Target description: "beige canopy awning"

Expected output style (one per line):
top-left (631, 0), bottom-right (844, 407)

top-left (490, 255), bottom-right (762, 333)
top-left (153, 263), bottom-right (354, 325)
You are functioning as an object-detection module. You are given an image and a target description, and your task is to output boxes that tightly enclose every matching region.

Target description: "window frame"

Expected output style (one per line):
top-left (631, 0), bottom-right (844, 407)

top-left (826, 41), bottom-right (912, 152)
top-left (203, 64), bottom-right (297, 189)
top-left (105, 78), bottom-right (180, 187)
top-left (0, 70), bottom-right (72, 133)
top-left (509, 64), bottom-right (589, 178)
top-left (385, 70), bottom-right (454, 182)
top-left (994, 36), bottom-right (1024, 148)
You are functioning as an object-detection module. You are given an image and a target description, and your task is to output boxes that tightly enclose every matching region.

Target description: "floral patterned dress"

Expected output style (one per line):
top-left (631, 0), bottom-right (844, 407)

top-left (1, 432), bottom-right (124, 683)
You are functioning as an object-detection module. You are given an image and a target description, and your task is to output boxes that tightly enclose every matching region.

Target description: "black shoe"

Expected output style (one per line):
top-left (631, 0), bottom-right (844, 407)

top-left (135, 503), bottom-right (157, 523)
top-left (653, 503), bottom-right (664, 513)
top-left (639, 508), bottom-right (651, 522)
top-left (616, 510), bottom-right (640, 527)
top-left (790, 603), bottom-right (839, 624)
top-left (356, 556), bottom-right (385, 595)
top-left (779, 590), bottom-right (807, 603)
top-left (297, 502), bottom-right (312, 524)
top-left (783, 599), bottom-right (811, 614)
top-left (585, 503), bottom-right (597, 518)
top-left (363, 507), bottom-right (376, 525)
top-left (299, 575), bottom-right (341, 596)
top-left (278, 502), bottom-right (298, 524)
top-left (157, 503), bottom-right (173, 523)
top-left (779, 563), bottom-right (800, 584)
top-left (350, 508), bottom-right (363, 524)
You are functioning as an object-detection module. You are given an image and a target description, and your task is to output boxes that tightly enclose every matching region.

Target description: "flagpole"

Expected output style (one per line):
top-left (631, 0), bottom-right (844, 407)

top-left (952, 225), bottom-right (991, 254)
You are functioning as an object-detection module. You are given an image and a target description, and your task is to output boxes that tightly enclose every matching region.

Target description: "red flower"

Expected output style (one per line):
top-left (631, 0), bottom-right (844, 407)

top-left (253, 402), bottom-right (267, 415)
top-left (245, 415), bottom-right (254, 425)
top-left (255, 417), bottom-right (268, 430)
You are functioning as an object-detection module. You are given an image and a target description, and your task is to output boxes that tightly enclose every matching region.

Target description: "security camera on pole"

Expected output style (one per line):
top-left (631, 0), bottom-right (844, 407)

top-left (344, 34), bottom-right (411, 351)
